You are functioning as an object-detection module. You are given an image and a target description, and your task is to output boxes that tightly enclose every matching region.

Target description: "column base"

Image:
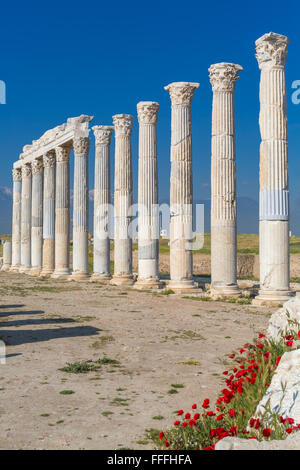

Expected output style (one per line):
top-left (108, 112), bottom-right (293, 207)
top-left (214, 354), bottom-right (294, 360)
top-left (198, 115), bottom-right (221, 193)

top-left (1, 264), bottom-right (11, 272)
top-left (51, 270), bottom-right (70, 279)
top-left (19, 266), bottom-right (31, 274)
top-left (252, 289), bottom-right (294, 307)
top-left (9, 265), bottom-right (20, 273)
top-left (110, 275), bottom-right (135, 287)
top-left (167, 279), bottom-right (201, 294)
top-left (90, 273), bottom-right (112, 283)
top-left (39, 268), bottom-right (54, 278)
top-left (28, 266), bottom-right (42, 276)
top-left (69, 272), bottom-right (90, 281)
top-left (133, 278), bottom-right (163, 290)
top-left (210, 283), bottom-right (241, 299)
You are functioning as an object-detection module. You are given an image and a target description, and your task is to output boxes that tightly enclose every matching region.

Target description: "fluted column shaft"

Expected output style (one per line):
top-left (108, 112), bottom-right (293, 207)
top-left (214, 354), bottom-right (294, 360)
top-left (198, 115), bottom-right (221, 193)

top-left (1, 241), bottom-right (12, 271)
top-left (135, 102), bottom-right (160, 288)
top-left (30, 159), bottom-right (43, 275)
top-left (52, 145), bottom-right (71, 278)
top-left (10, 168), bottom-right (22, 271)
top-left (20, 164), bottom-right (32, 272)
top-left (254, 32), bottom-right (292, 305)
top-left (92, 126), bottom-right (113, 281)
top-left (164, 82), bottom-right (199, 291)
top-left (209, 63), bottom-right (242, 297)
top-left (70, 136), bottom-right (90, 280)
top-left (111, 114), bottom-right (134, 286)
top-left (41, 151), bottom-right (55, 276)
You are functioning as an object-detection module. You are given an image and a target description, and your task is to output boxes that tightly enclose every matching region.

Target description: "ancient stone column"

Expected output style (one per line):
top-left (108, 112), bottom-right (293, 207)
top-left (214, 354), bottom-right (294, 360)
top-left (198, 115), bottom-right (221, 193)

top-left (10, 167), bottom-right (22, 272)
top-left (29, 158), bottom-right (43, 275)
top-left (70, 136), bottom-right (90, 280)
top-left (40, 151), bottom-right (55, 276)
top-left (19, 163), bottom-right (32, 273)
top-left (92, 126), bottom-right (114, 282)
top-left (52, 145), bottom-right (71, 278)
top-left (254, 32), bottom-right (293, 305)
top-left (209, 63), bottom-right (242, 298)
top-left (1, 241), bottom-right (12, 271)
top-left (134, 101), bottom-right (161, 289)
top-left (164, 82), bottom-right (199, 292)
top-left (111, 114), bottom-right (134, 286)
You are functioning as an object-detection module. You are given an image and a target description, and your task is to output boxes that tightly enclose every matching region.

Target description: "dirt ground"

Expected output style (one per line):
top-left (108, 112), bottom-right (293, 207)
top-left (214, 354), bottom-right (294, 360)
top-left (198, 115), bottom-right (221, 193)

top-left (0, 271), bottom-right (276, 450)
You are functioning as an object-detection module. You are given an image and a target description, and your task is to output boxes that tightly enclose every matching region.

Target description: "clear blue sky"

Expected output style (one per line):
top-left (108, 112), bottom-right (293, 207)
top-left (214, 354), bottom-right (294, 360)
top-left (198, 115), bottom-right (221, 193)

top-left (1, 0), bottom-right (300, 233)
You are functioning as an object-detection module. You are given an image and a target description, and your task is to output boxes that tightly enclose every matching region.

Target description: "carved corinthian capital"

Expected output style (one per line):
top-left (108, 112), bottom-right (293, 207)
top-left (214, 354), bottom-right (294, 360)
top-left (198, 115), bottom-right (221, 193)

top-left (92, 126), bottom-right (114, 146)
top-left (73, 136), bottom-right (90, 154)
top-left (43, 151), bottom-right (56, 168)
top-left (21, 164), bottom-right (32, 178)
top-left (137, 101), bottom-right (160, 124)
top-left (255, 32), bottom-right (289, 69)
top-left (56, 145), bottom-right (71, 163)
top-left (12, 168), bottom-right (22, 182)
top-left (32, 158), bottom-right (43, 174)
top-left (209, 63), bottom-right (243, 92)
top-left (164, 82), bottom-right (200, 105)
top-left (112, 114), bottom-right (133, 136)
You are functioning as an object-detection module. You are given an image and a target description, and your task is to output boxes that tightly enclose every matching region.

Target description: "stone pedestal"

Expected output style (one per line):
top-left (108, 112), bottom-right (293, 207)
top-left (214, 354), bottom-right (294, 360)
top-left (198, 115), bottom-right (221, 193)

top-left (70, 136), bottom-right (90, 280)
top-left (19, 164), bottom-right (32, 273)
top-left (29, 159), bottom-right (43, 276)
top-left (209, 63), bottom-right (242, 298)
top-left (164, 82), bottom-right (199, 292)
top-left (1, 241), bottom-right (12, 271)
top-left (111, 114), bottom-right (134, 286)
top-left (253, 32), bottom-right (293, 306)
top-left (40, 152), bottom-right (55, 276)
top-left (52, 145), bottom-right (71, 279)
top-left (10, 168), bottom-right (22, 272)
top-left (134, 101), bottom-right (161, 290)
top-left (91, 126), bottom-right (114, 282)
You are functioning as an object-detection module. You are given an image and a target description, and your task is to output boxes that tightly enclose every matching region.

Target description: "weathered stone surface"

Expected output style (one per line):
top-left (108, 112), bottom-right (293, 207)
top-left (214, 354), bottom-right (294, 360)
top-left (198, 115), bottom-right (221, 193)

top-left (215, 432), bottom-right (300, 450)
top-left (267, 296), bottom-right (300, 340)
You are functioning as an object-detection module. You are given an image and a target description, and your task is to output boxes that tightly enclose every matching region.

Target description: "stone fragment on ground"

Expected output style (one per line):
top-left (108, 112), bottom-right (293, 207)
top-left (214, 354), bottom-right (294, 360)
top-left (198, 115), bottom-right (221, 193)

top-left (215, 432), bottom-right (300, 450)
top-left (267, 296), bottom-right (300, 341)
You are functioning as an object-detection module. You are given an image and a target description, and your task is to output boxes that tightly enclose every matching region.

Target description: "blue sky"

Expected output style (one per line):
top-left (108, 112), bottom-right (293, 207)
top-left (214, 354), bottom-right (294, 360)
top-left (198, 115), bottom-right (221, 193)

top-left (1, 0), bottom-right (300, 233)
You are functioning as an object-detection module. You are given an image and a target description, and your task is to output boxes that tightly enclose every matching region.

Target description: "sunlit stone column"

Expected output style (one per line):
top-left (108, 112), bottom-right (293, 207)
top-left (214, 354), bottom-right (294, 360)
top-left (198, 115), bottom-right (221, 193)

top-left (40, 151), bottom-right (55, 276)
top-left (1, 241), bottom-right (12, 271)
top-left (29, 158), bottom-right (43, 275)
top-left (52, 145), bottom-right (71, 278)
top-left (134, 101), bottom-right (161, 289)
top-left (111, 114), bottom-right (134, 286)
top-left (164, 82), bottom-right (199, 292)
top-left (254, 32), bottom-right (293, 306)
top-left (209, 63), bottom-right (242, 298)
top-left (70, 136), bottom-right (90, 280)
top-left (91, 126), bottom-right (114, 282)
top-left (10, 167), bottom-right (22, 272)
top-left (19, 163), bottom-right (32, 273)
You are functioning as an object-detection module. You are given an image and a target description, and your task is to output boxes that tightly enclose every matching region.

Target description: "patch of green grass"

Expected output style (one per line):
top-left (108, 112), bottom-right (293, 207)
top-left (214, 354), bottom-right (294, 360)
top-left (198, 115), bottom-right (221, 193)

top-left (178, 359), bottom-right (201, 366)
top-left (40, 413), bottom-right (50, 417)
top-left (171, 383), bottom-right (184, 389)
top-left (59, 361), bottom-right (101, 374)
top-left (152, 415), bottom-right (164, 420)
top-left (102, 411), bottom-right (114, 417)
top-left (96, 357), bottom-right (120, 365)
top-left (167, 389), bottom-right (178, 394)
top-left (59, 390), bottom-right (75, 395)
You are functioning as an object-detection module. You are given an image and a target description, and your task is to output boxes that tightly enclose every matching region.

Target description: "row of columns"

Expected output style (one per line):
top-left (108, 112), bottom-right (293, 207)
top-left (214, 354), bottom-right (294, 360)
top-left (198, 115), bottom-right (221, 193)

top-left (6, 32), bottom-right (292, 305)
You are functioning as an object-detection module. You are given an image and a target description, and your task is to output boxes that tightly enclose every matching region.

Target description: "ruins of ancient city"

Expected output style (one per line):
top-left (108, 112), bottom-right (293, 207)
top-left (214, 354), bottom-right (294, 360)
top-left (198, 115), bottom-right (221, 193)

top-left (2, 15), bottom-right (300, 454)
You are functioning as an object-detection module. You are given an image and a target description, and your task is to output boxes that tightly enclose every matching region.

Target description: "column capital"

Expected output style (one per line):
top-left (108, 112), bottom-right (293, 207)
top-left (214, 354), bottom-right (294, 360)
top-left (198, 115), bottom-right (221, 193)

top-left (92, 126), bottom-right (114, 145)
top-left (12, 167), bottom-right (22, 182)
top-left (55, 145), bottom-right (71, 162)
top-left (137, 101), bottom-right (160, 124)
top-left (21, 163), bottom-right (31, 178)
top-left (164, 82), bottom-right (199, 105)
top-left (73, 136), bottom-right (90, 154)
top-left (112, 114), bottom-right (133, 136)
top-left (255, 32), bottom-right (289, 69)
top-left (209, 63), bottom-right (243, 92)
top-left (43, 151), bottom-right (56, 168)
top-left (32, 158), bottom-right (43, 174)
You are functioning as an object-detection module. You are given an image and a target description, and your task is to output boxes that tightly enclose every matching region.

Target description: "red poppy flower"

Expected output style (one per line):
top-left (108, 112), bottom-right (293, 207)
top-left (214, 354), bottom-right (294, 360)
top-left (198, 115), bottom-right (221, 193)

top-left (192, 403), bottom-right (197, 409)
top-left (177, 410), bottom-right (184, 415)
top-left (185, 413), bottom-right (191, 419)
top-left (286, 427), bottom-right (293, 434)
top-left (263, 428), bottom-right (271, 437)
top-left (173, 420), bottom-right (180, 426)
top-left (159, 432), bottom-right (164, 440)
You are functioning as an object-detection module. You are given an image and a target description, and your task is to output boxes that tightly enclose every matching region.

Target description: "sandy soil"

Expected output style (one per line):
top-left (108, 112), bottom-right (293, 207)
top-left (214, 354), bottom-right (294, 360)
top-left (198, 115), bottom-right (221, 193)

top-left (0, 272), bottom-right (276, 450)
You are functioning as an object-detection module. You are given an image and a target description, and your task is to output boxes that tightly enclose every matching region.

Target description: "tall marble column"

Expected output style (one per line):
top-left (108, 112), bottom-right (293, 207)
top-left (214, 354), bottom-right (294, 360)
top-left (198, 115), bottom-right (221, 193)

top-left (134, 101), bottom-right (161, 289)
top-left (40, 151), bottom-right (55, 276)
top-left (52, 145), bottom-right (71, 278)
top-left (254, 32), bottom-right (293, 305)
top-left (209, 63), bottom-right (242, 298)
top-left (164, 82), bottom-right (199, 292)
top-left (29, 158), bottom-right (43, 275)
top-left (111, 114), bottom-right (134, 286)
top-left (19, 163), bottom-right (32, 273)
top-left (10, 167), bottom-right (22, 272)
top-left (70, 136), bottom-right (90, 280)
top-left (92, 126), bottom-right (114, 282)
top-left (1, 241), bottom-right (12, 271)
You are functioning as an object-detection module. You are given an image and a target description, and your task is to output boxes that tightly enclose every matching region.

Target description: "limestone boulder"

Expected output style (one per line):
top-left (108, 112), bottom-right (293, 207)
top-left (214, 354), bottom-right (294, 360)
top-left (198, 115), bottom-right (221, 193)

top-left (267, 296), bottom-right (300, 341)
top-left (215, 432), bottom-right (300, 450)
